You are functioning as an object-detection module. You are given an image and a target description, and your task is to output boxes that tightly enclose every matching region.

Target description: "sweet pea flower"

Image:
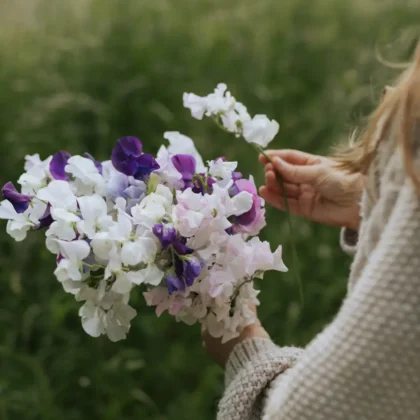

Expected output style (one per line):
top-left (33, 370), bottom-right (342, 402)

top-left (183, 83), bottom-right (236, 120)
top-left (182, 256), bottom-right (204, 287)
top-left (18, 155), bottom-right (52, 194)
top-left (84, 153), bottom-right (103, 174)
top-left (163, 131), bottom-right (206, 173)
top-left (208, 159), bottom-right (238, 188)
top-left (165, 274), bottom-right (186, 295)
top-left (233, 176), bottom-right (266, 235)
top-left (37, 180), bottom-right (77, 211)
top-left (111, 136), bottom-right (159, 179)
top-left (152, 223), bottom-right (191, 255)
top-left (2, 182), bottom-right (33, 213)
top-left (65, 156), bottom-right (106, 196)
top-left (155, 145), bottom-right (183, 188)
top-left (76, 195), bottom-right (114, 239)
top-left (171, 154), bottom-right (196, 189)
top-left (242, 115), bottom-right (279, 148)
top-left (50, 151), bottom-right (72, 180)
top-left (131, 185), bottom-right (173, 229)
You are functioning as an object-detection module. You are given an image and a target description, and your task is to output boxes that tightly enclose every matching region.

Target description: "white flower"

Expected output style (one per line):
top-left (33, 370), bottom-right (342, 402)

top-left (120, 237), bottom-right (157, 266)
top-left (0, 199), bottom-right (47, 241)
top-left (79, 295), bottom-right (137, 342)
top-left (183, 83), bottom-right (237, 123)
top-left (47, 206), bottom-right (79, 241)
top-left (112, 272), bottom-right (134, 294)
top-left (80, 301), bottom-right (105, 338)
top-left (91, 232), bottom-right (116, 261)
top-left (37, 180), bottom-right (77, 211)
top-left (65, 156), bottom-right (106, 196)
top-left (6, 218), bottom-right (33, 241)
top-left (182, 92), bottom-right (207, 120)
top-left (24, 154), bottom-right (42, 171)
top-left (46, 220), bottom-right (77, 241)
top-left (47, 238), bottom-right (91, 261)
top-left (155, 145), bottom-right (183, 188)
top-left (230, 191), bottom-right (253, 216)
top-left (163, 131), bottom-right (206, 173)
top-left (242, 115), bottom-right (279, 148)
top-left (131, 185), bottom-right (173, 229)
top-left (121, 264), bottom-right (164, 287)
top-left (18, 155), bottom-right (52, 194)
top-left (220, 102), bottom-right (251, 134)
top-left (76, 195), bottom-right (113, 239)
top-left (105, 301), bottom-right (137, 342)
top-left (54, 258), bottom-right (84, 282)
top-left (208, 159), bottom-right (238, 187)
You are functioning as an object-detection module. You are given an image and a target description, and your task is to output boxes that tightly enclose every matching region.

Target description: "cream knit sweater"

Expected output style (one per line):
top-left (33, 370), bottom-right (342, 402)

top-left (217, 131), bottom-right (420, 419)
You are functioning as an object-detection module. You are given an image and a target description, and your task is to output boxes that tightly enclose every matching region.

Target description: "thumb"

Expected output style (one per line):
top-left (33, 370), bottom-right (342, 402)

top-left (272, 157), bottom-right (323, 184)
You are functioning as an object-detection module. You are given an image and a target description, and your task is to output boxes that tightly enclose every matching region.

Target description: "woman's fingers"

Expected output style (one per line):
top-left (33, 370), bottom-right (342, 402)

top-left (259, 186), bottom-right (301, 214)
top-left (265, 170), bottom-right (300, 198)
top-left (259, 149), bottom-right (318, 165)
top-left (272, 157), bottom-right (324, 184)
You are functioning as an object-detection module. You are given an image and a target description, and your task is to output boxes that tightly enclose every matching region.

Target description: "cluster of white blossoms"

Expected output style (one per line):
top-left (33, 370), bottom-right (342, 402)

top-left (0, 85), bottom-right (286, 343)
top-left (183, 83), bottom-right (279, 148)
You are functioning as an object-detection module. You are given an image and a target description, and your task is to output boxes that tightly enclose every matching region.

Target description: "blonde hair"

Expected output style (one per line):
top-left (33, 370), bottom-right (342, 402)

top-left (334, 44), bottom-right (420, 192)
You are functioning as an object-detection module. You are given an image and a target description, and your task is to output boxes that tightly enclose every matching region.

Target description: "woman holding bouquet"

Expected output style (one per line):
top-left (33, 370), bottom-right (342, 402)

top-left (204, 48), bottom-right (420, 419)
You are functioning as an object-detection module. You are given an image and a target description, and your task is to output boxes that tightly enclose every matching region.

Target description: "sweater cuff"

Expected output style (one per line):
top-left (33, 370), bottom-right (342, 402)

top-left (225, 338), bottom-right (284, 386)
top-left (219, 339), bottom-right (302, 420)
top-left (340, 227), bottom-right (359, 256)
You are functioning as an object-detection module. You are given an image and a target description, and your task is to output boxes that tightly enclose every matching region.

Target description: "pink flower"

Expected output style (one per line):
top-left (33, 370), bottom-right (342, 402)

top-left (233, 176), bottom-right (266, 236)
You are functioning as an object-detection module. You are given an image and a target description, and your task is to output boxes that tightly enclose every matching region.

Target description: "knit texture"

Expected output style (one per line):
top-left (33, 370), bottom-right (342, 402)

top-left (339, 227), bottom-right (358, 256)
top-left (217, 127), bottom-right (420, 419)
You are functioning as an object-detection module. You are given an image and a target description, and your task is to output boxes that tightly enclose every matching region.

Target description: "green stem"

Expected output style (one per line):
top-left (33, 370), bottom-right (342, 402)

top-left (253, 144), bottom-right (303, 306)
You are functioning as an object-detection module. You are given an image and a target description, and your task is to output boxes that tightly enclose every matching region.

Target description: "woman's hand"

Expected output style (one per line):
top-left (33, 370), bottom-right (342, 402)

top-left (259, 150), bottom-right (365, 230)
top-left (202, 310), bottom-right (269, 367)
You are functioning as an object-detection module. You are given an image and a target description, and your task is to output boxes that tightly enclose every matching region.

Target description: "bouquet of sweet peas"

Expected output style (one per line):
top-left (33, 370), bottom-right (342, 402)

top-left (0, 84), bottom-right (287, 343)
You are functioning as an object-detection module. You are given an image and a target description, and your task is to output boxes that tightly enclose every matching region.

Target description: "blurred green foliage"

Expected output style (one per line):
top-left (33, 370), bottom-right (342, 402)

top-left (0, 0), bottom-right (419, 418)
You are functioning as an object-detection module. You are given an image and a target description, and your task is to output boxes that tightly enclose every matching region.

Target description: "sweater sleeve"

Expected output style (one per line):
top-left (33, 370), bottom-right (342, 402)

top-left (260, 174), bottom-right (420, 419)
top-left (219, 156), bottom-right (420, 419)
top-left (218, 338), bottom-right (302, 420)
top-left (339, 227), bottom-right (358, 255)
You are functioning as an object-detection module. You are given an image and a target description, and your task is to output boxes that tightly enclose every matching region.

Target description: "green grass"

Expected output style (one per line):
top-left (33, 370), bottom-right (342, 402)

top-left (0, 0), bottom-right (419, 418)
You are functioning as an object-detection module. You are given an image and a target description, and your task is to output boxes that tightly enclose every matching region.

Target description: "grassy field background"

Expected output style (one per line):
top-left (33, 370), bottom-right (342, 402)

top-left (0, 0), bottom-right (419, 419)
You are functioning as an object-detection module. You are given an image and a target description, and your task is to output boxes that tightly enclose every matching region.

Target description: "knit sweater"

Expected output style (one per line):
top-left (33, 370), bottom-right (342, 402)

top-left (217, 129), bottom-right (420, 419)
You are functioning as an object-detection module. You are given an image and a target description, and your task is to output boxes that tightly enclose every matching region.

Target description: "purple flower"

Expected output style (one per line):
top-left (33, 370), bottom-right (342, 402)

top-left (183, 256), bottom-right (204, 287)
top-left (1, 182), bottom-right (33, 213)
top-left (232, 178), bottom-right (266, 235)
top-left (232, 171), bottom-right (243, 181)
top-left (153, 224), bottom-right (178, 248)
top-left (172, 154), bottom-right (196, 188)
top-left (36, 204), bottom-right (53, 229)
top-left (152, 224), bottom-right (192, 255)
top-left (50, 151), bottom-right (72, 180)
top-left (165, 274), bottom-right (185, 295)
top-left (192, 174), bottom-right (216, 195)
top-left (84, 153), bottom-right (103, 174)
top-left (111, 137), bottom-right (159, 178)
top-left (133, 153), bottom-right (160, 179)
